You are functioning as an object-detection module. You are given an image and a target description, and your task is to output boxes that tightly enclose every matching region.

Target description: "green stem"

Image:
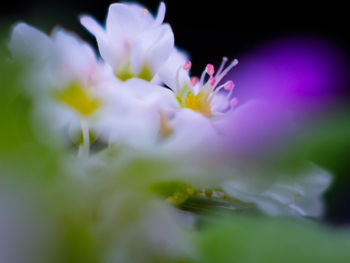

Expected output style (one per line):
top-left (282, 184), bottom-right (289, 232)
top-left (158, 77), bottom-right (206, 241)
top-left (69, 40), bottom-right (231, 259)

top-left (78, 120), bottom-right (90, 157)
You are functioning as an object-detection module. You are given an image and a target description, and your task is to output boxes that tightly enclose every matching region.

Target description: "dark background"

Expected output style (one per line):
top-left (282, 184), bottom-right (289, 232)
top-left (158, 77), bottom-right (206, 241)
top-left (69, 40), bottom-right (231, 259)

top-left (1, 0), bottom-right (350, 224)
top-left (1, 0), bottom-right (349, 75)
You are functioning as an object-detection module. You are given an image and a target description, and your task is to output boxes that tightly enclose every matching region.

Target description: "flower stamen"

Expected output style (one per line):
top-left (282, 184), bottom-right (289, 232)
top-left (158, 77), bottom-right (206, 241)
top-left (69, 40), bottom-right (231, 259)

top-left (176, 57), bottom-right (239, 117)
top-left (183, 61), bottom-right (192, 71)
top-left (190, 76), bottom-right (199, 86)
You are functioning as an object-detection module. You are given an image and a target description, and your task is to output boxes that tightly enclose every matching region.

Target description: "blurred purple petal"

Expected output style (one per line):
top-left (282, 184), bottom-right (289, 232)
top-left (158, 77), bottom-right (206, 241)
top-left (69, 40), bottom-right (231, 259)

top-left (230, 37), bottom-right (349, 114)
top-left (220, 37), bottom-right (349, 156)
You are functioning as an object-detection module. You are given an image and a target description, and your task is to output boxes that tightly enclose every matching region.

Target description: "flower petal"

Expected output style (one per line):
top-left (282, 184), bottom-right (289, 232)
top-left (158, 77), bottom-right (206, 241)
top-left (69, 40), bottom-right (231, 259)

top-left (159, 109), bottom-right (219, 157)
top-left (130, 24), bottom-right (174, 79)
top-left (157, 50), bottom-right (190, 91)
top-left (51, 28), bottom-right (97, 84)
top-left (123, 78), bottom-right (178, 110)
top-left (80, 15), bottom-right (118, 69)
top-left (294, 166), bottom-right (332, 217)
top-left (222, 164), bottom-right (332, 217)
top-left (9, 22), bottom-right (53, 62)
top-left (155, 2), bottom-right (166, 25)
top-left (106, 3), bottom-right (154, 41)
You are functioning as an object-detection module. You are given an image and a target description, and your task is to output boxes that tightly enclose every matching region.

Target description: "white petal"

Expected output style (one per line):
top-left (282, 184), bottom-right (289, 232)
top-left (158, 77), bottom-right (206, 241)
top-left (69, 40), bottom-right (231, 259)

top-left (223, 183), bottom-right (259, 205)
top-left (222, 164), bottom-right (332, 217)
top-left (130, 24), bottom-right (174, 78)
top-left (160, 109), bottom-right (219, 156)
top-left (9, 22), bottom-right (53, 62)
top-left (51, 28), bottom-right (97, 85)
top-left (222, 175), bottom-right (271, 203)
top-left (157, 49), bottom-right (190, 91)
top-left (295, 165), bottom-right (332, 217)
top-left (155, 2), bottom-right (166, 25)
top-left (123, 78), bottom-right (178, 110)
top-left (31, 99), bottom-right (78, 146)
top-left (95, 82), bottom-right (165, 149)
top-left (80, 15), bottom-right (118, 69)
top-left (299, 166), bottom-right (332, 195)
top-left (80, 15), bottom-right (105, 38)
top-left (106, 3), bottom-right (154, 41)
top-left (295, 197), bottom-right (323, 217)
top-left (105, 103), bottom-right (161, 150)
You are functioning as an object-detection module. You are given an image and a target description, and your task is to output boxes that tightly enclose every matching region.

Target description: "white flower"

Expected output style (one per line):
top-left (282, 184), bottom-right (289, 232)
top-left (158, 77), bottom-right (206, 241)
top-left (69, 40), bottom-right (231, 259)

top-left (136, 55), bottom-right (241, 163)
top-left (80, 2), bottom-right (174, 82)
top-left (160, 55), bottom-right (239, 117)
top-left (9, 23), bottom-right (117, 151)
top-left (142, 56), bottom-right (241, 163)
top-left (222, 164), bottom-right (332, 217)
top-left (9, 22), bottom-right (178, 154)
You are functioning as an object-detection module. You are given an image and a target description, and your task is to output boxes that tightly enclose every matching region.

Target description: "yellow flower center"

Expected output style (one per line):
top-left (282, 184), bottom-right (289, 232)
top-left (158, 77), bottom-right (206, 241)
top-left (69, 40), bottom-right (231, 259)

top-left (115, 61), bottom-right (153, 82)
top-left (116, 61), bottom-right (135, 81)
top-left (55, 81), bottom-right (101, 116)
top-left (175, 58), bottom-right (239, 117)
top-left (138, 65), bottom-right (153, 82)
top-left (178, 88), bottom-right (212, 117)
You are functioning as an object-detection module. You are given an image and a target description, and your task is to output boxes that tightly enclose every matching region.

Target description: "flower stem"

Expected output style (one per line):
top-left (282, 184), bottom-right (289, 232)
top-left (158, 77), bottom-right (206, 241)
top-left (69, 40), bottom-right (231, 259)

top-left (78, 120), bottom-right (90, 157)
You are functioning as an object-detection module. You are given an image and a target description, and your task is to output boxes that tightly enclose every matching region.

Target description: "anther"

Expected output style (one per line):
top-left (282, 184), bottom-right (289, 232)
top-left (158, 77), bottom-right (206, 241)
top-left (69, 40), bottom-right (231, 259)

top-left (230, 98), bottom-right (238, 107)
top-left (190, 76), bottom-right (199, 86)
top-left (223, 81), bottom-right (234, 90)
top-left (183, 61), bottom-right (192, 71)
top-left (209, 77), bottom-right (216, 86)
top-left (206, 64), bottom-right (215, 76)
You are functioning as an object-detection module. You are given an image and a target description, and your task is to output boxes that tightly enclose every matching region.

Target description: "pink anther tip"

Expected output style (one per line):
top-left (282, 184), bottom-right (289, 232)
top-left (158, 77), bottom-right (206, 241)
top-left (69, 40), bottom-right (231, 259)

top-left (190, 76), bottom-right (199, 86)
top-left (224, 81), bottom-right (234, 90)
top-left (209, 77), bottom-right (216, 86)
top-left (206, 64), bottom-right (215, 76)
top-left (230, 98), bottom-right (238, 107)
top-left (183, 61), bottom-right (192, 71)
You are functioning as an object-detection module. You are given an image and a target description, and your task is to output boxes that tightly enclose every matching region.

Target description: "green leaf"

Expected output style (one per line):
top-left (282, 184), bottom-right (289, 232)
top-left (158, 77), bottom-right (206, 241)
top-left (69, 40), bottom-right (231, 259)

top-left (196, 215), bottom-right (350, 263)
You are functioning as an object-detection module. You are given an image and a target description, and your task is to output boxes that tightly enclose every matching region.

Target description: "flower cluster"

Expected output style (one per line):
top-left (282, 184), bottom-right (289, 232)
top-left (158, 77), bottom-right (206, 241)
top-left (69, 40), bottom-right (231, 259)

top-left (9, 2), bottom-right (331, 218)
